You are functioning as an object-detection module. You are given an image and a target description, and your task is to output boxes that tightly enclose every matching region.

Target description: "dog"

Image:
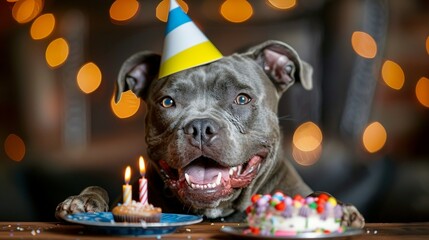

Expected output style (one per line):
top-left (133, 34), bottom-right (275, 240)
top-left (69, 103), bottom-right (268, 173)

top-left (56, 40), bottom-right (364, 227)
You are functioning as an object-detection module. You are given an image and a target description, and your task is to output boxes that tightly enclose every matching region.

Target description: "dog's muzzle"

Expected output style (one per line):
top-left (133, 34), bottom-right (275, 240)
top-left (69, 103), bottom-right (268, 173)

top-left (157, 117), bottom-right (268, 205)
top-left (158, 149), bottom-right (267, 205)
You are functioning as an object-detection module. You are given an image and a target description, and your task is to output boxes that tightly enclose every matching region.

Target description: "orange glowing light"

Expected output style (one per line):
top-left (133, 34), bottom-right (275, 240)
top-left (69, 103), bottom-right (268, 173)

top-left (416, 77), bottom-right (429, 108)
top-left (362, 121), bottom-right (387, 153)
top-left (351, 31), bottom-right (377, 59)
top-left (12, 0), bottom-right (43, 24)
top-left (124, 166), bottom-right (131, 184)
top-left (293, 122), bottom-right (323, 152)
top-left (426, 36), bottom-right (429, 55)
top-left (292, 122), bottom-right (323, 166)
top-left (4, 134), bottom-right (26, 162)
top-left (111, 90), bottom-right (140, 119)
top-left (156, 0), bottom-right (189, 22)
top-left (109, 0), bottom-right (140, 22)
top-left (220, 0), bottom-right (253, 23)
top-left (139, 156), bottom-right (146, 176)
top-left (77, 62), bottom-right (102, 94)
top-left (45, 38), bottom-right (69, 68)
top-left (381, 60), bottom-right (405, 90)
top-left (292, 144), bottom-right (322, 166)
top-left (267, 0), bottom-right (296, 10)
top-left (30, 13), bottom-right (55, 40)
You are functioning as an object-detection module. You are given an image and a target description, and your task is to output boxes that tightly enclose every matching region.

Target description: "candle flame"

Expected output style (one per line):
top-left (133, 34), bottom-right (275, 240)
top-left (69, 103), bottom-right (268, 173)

top-left (124, 166), bottom-right (131, 184)
top-left (139, 156), bottom-right (146, 176)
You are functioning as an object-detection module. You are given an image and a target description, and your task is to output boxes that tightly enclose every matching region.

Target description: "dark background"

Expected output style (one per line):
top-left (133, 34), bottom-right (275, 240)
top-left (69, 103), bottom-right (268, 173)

top-left (1, 0), bottom-right (428, 223)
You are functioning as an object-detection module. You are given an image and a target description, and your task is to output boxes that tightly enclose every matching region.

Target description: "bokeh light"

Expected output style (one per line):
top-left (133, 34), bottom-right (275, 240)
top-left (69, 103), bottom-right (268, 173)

top-left (381, 60), bottom-right (405, 90)
top-left (292, 144), bottom-right (322, 166)
top-left (266, 0), bottom-right (296, 10)
top-left (109, 0), bottom-right (140, 22)
top-left (292, 122), bottom-right (323, 166)
top-left (426, 36), bottom-right (429, 55)
top-left (12, 0), bottom-right (44, 24)
top-left (4, 134), bottom-right (26, 162)
top-left (77, 62), bottom-right (102, 94)
top-left (156, 0), bottom-right (189, 22)
top-left (293, 122), bottom-right (323, 151)
top-left (45, 38), bottom-right (69, 68)
top-left (351, 31), bottom-right (377, 59)
top-left (415, 77), bottom-right (429, 108)
top-left (111, 90), bottom-right (140, 119)
top-left (220, 0), bottom-right (253, 23)
top-left (30, 13), bottom-right (55, 40)
top-left (362, 121), bottom-right (387, 153)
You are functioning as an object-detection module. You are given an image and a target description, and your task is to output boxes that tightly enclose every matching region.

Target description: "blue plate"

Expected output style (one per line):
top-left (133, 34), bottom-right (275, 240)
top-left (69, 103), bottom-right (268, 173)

top-left (64, 212), bottom-right (203, 236)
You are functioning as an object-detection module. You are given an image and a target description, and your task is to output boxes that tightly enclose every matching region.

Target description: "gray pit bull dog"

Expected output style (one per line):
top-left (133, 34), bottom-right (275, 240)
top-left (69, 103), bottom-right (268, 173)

top-left (56, 40), bottom-right (364, 227)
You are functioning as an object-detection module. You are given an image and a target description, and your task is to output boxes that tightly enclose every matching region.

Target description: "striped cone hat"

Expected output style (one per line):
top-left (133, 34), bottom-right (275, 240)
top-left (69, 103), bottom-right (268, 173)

top-left (158, 0), bottom-right (223, 79)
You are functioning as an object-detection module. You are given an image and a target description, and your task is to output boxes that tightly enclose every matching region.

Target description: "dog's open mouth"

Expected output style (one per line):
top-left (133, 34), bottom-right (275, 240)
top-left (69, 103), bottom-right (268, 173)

top-left (158, 150), bottom-right (267, 203)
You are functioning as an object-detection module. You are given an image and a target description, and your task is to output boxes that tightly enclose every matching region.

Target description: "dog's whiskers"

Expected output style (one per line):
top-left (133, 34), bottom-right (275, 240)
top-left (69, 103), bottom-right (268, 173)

top-left (277, 115), bottom-right (294, 121)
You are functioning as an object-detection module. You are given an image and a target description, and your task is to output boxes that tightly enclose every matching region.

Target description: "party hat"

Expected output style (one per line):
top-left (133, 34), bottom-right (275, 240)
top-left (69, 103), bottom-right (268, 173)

top-left (158, 0), bottom-right (223, 78)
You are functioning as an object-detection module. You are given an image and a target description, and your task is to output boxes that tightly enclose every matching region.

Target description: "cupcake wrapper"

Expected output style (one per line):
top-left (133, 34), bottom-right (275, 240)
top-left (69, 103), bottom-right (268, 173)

top-left (113, 213), bottom-right (161, 223)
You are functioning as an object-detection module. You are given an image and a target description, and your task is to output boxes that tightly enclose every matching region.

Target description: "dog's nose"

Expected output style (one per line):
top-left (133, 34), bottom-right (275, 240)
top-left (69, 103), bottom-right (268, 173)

top-left (184, 118), bottom-right (219, 147)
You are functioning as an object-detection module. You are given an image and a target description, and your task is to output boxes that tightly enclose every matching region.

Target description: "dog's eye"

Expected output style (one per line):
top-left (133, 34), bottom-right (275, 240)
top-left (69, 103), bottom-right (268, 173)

top-left (234, 94), bottom-right (252, 105)
top-left (161, 97), bottom-right (175, 108)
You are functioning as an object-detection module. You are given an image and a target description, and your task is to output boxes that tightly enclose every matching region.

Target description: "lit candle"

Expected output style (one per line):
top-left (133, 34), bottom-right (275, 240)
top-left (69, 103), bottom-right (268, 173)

top-left (123, 166), bottom-right (132, 204)
top-left (139, 156), bottom-right (148, 205)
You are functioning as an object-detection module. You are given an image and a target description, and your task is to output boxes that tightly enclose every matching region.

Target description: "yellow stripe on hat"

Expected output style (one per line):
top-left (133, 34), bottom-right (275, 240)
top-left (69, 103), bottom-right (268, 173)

top-left (159, 41), bottom-right (222, 78)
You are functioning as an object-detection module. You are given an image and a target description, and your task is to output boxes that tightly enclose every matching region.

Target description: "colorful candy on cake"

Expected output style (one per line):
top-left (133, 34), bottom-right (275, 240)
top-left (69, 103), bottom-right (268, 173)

top-left (245, 192), bottom-right (344, 236)
top-left (112, 200), bottom-right (162, 223)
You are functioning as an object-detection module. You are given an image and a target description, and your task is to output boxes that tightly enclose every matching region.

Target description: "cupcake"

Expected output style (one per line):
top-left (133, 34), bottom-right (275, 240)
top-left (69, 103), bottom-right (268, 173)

top-left (112, 201), bottom-right (162, 223)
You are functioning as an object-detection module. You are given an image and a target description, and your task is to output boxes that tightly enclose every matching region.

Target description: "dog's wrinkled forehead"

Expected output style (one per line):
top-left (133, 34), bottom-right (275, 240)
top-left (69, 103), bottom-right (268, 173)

top-left (150, 54), bottom-right (273, 104)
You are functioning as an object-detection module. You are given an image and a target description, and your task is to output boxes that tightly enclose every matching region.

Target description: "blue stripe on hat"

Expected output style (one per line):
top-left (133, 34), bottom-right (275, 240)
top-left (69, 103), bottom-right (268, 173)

top-left (165, 7), bottom-right (192, 35)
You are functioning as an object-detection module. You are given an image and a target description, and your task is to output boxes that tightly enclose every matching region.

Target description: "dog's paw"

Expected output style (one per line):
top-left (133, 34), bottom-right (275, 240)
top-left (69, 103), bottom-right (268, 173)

top-left (309, 191), bottom-right (365, 228)
top-left (341, 203), bottom-right (365, 228)
top-left (55, 186), bottom-right (109, 220)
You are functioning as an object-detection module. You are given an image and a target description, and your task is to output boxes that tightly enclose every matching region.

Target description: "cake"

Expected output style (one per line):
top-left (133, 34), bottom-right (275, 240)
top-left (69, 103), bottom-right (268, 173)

top-left (112, 200), bottom-right (162, 223)
top-left (245, 192), bottom-right (344, 236)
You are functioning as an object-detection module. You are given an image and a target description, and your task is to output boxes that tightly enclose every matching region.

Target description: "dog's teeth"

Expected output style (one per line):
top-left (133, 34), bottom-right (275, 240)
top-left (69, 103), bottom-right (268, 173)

top-left (187, 172), bottom-right (224, 189)
top-left (185, 173), bottom-right (191, 185)
top-left (237, 165), bottom-right (242, 175)
top-left (229, 167), bottom-right (235, 176)
top-left (216, 172), bottom-right (222, 185)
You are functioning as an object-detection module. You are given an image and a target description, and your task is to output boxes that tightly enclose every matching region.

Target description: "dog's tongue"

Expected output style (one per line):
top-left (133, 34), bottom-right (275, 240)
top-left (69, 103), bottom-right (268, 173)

top-left (184, 158), bottom-right (229, 184)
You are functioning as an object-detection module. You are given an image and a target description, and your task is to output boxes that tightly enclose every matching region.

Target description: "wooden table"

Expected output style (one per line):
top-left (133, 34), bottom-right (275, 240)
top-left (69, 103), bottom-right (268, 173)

top-left (1, 222), bottom-right (429, 239)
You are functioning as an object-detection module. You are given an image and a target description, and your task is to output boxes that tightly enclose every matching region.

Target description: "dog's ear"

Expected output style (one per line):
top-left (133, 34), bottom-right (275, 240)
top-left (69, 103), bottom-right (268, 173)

top-left (115, 51), bottom-right (161, 103)
top-left (249, 40), bottom-right (313, 92)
